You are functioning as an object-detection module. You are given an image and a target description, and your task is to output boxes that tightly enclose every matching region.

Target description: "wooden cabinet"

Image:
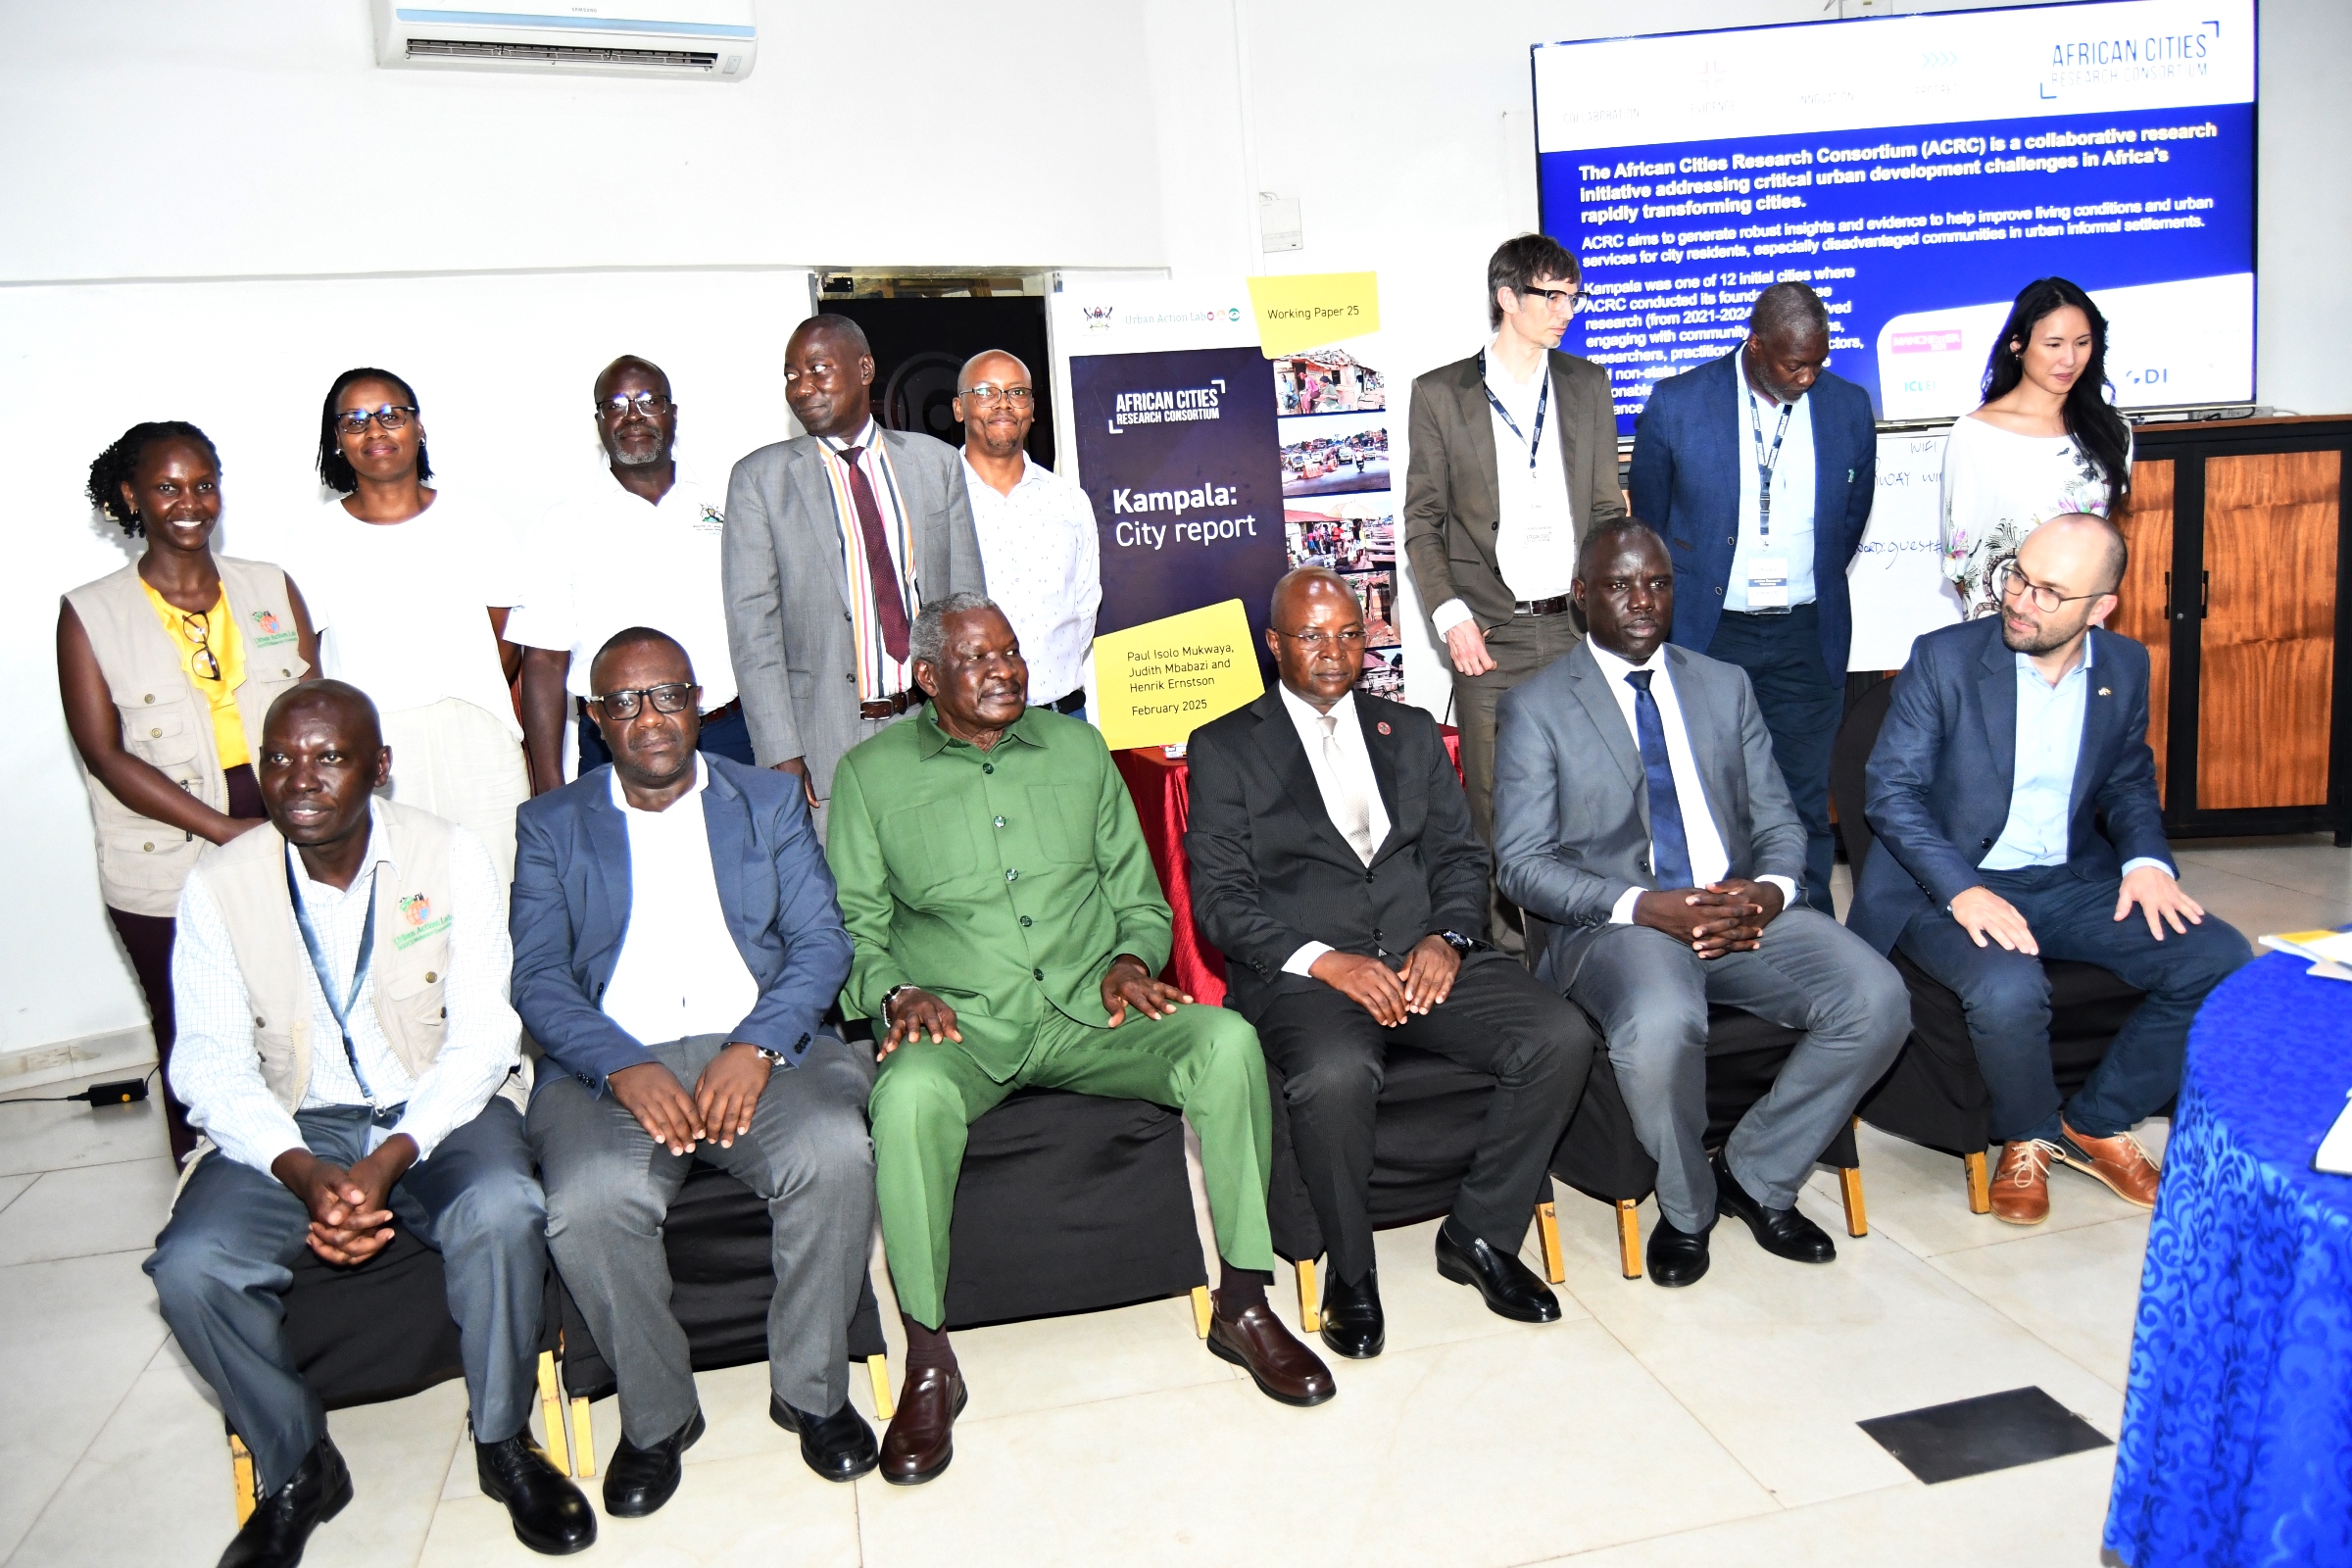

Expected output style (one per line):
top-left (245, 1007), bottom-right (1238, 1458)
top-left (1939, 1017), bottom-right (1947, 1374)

top-left (2111, 417), bottom-right (2352, 841)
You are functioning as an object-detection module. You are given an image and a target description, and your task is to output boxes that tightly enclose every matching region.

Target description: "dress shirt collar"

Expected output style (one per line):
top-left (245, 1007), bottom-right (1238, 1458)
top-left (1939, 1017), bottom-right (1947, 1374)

top-left (1277, 682), bottom-right (1356, 735)
top-left (2016, 632), bottom-right (2096, 687)
top-left (820, 417), bottom-right (881, 456)
top-left (607, 753), bottom-right (709, 814)
top-left (1484, 334), bottom-right (1544, 393)
top-left (1586, 638), bottom-right (1667, 684)
top-left (913, 701), bottom-right (1048, 760)
top-left (962, 450), bottom-right (1041, 494)
top-left (287, 801), bottom-right (396, 894)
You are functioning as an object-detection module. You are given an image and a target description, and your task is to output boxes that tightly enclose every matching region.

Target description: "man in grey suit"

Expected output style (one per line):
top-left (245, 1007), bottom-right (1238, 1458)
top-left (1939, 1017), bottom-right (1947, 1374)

top-left (1492, 520), bottom-right (1907, 1287)
top-left (1403, 233), bottom-right (1628, 949)
top-left (723, 315), bottom-right (986, 838)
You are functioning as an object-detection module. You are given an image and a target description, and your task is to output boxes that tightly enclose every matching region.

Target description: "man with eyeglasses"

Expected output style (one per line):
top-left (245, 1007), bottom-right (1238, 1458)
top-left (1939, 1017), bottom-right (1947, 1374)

top-left (1853, 514), bottom-right (2251, 1224)
top-left (954, 350), bottom-right (1100, 719)
top-left (1403, 233), bottom-right (1628, 954)
top-left (509, 355), bottom-right (747, 795)
top-left (1629, 281), bottom-right (1881, 916)
top-left (1184, 568), bottom-right (1596, 1356)
top-left (513, 627), bottom-right (881, 1508)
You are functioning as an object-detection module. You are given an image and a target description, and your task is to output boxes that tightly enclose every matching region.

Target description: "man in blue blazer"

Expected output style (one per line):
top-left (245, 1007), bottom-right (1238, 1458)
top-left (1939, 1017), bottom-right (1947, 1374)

top-left (1853, 515), bottom-right (2250, 1224)
top-left (1630, 282), bottom-right (1878, 912)
top-left (512, 628), bottom-right (880, 1512)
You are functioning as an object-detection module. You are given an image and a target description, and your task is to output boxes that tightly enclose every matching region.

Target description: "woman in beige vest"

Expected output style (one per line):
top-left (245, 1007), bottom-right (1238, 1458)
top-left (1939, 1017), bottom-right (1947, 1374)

top-left (57, 420), bottom-right (316, 1160)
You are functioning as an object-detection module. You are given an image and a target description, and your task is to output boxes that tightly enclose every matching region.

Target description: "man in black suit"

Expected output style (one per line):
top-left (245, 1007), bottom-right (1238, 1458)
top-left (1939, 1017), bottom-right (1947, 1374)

top-left (1185, 568), bottom-right (1596, 1358)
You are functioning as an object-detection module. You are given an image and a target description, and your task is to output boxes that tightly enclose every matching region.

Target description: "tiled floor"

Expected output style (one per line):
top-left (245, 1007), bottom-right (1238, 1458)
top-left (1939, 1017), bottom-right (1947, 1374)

top-left (2, 835), bottom-right (2341, 1568)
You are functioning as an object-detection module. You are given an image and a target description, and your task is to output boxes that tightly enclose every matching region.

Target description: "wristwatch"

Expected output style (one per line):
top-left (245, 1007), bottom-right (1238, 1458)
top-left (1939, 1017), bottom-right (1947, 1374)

top-left (1439, 931), bottom-right (1479, 955)
top-left (879, 984), bottom-right (914, 1028)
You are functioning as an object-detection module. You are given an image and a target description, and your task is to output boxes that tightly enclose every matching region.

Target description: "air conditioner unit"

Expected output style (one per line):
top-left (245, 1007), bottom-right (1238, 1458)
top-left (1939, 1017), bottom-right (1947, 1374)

top-left (371, 0), bottom-right (757, 80)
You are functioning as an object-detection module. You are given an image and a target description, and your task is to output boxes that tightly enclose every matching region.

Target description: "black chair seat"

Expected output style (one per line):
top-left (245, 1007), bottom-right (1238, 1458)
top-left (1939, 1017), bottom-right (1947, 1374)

top-left (1265, 1044), bottom-right (1494, 1263)
top-left (281, 1227), bottom-right (510, 1410)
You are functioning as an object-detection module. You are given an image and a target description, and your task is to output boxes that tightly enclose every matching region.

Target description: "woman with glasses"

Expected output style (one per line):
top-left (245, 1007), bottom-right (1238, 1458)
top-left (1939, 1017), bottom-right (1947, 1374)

top-left (296, 367), bottom-right (530, 880)
top-left (1940, 276), bottom-right (2134, 619)
top-left (58, 421), bottom-right (318, 1162)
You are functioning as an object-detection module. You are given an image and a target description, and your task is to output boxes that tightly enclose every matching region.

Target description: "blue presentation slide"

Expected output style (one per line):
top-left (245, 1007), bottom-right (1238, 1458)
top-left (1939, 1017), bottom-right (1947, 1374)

top-left (1534, 0), bottom-right (2256, 431)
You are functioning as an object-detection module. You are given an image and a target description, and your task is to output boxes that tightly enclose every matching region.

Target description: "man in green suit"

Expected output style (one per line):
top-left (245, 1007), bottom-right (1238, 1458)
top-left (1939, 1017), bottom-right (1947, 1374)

top-left (828, 593), bottom-right (1335, 1485)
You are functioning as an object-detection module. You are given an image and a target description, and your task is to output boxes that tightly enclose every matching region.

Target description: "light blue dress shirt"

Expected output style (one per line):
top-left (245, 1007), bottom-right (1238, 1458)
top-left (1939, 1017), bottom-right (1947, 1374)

top-left (1725, 379), bottom-right (1816, 612)
top-left (1982, 638), bottom-right (2171, 877)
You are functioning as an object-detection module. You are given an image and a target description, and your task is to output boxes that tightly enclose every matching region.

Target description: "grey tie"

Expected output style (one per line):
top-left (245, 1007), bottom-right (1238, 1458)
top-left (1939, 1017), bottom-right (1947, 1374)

top-left (1318, 714), bottom-right (1377, 864)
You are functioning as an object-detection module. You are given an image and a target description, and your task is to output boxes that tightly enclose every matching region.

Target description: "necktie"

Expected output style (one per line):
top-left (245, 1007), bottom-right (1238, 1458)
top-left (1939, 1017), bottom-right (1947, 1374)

top-left (1318, 714), bottom-right (1377, 864)
top-left (838, 445), bottom-right (910, 662)
top-left (1625, 670), bottom-right (1692, 889)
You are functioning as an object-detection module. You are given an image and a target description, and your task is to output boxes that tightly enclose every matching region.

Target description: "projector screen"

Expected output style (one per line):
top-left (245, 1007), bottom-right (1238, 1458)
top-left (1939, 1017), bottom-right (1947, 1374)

top-left (1535, 0), bottom-right (2257, 433)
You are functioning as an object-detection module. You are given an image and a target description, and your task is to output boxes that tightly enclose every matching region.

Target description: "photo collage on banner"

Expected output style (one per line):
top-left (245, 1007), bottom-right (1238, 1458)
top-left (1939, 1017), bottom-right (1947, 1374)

top-left (1272, 330), bottom-right (1402, 701)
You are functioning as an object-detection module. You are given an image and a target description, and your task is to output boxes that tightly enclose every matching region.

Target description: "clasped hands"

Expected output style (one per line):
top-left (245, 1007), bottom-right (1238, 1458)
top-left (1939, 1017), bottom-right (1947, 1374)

top-left (605, 1043), bottom-right (775, 1156)
top-left (1950, 863), bottom-right (2205, 955)
top-left (1310, 935), bottom-right (1462, 1026)
top-left (272, 1135), bottom-right (418, 1264)
top-left (875, 955), bottom-right (1193, 1060)
top-left (1635, 877), bottom-right (1785, 957)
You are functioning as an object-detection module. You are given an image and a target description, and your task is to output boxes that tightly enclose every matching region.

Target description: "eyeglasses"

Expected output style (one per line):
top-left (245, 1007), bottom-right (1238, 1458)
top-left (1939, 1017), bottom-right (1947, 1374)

top-left (590, 682), bottom-right (698, 720)
top-left (1997, 563), bottom-right (2111, 614)
top-left (1273, 626), bottom-right (1367, 651)
top-left (1516, 284), bottom-right (1584, 317)
top-left (961, 384), bottom-right (1036, 409)
top-left (597, 392), bottom-right (674, 422)
top-left (334, 404), bottom-right (418, 436)
top-left (182, 611), bottom-right (222, 682)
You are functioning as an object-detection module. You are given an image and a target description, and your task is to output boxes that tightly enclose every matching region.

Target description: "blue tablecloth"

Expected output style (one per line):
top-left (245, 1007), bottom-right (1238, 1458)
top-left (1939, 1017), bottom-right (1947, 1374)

top-left (2106, 952), bottom-right (2352, 1567)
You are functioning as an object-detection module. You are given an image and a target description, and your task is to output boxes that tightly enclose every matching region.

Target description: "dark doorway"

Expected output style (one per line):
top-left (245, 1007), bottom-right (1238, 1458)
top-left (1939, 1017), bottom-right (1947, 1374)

top-left (824, 295), bottom-right (1054, 469)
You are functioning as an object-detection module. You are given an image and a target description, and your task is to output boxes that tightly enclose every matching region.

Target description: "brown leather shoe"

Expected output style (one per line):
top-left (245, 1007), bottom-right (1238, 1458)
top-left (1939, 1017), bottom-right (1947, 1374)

top-left (2059, 1120), bottom-right (2162, 1208)
top-left (1989, 1139), bottom-right (2058, 1225)
top-left (1206, 1297), bottom-right (1337, 1407)
top-left (879, 1365), bottom-right (966, 1486)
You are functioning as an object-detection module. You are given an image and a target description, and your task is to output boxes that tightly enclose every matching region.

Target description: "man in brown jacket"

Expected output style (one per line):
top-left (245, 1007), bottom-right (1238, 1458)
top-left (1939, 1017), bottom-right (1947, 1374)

top-left (1403, 233), bottom-right (1628, 949)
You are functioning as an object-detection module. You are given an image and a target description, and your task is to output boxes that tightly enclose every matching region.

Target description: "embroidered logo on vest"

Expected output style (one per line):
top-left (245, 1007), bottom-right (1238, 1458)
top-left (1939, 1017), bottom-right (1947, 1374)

top-left (392, 892), bottom-right (453, 950)
top-left (249, 608), bottom-right (297, 648)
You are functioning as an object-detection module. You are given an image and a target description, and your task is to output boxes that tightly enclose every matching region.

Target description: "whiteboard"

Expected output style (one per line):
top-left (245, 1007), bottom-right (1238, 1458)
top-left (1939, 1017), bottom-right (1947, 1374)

top-left (1846, 429), bottom-right (1964, 672)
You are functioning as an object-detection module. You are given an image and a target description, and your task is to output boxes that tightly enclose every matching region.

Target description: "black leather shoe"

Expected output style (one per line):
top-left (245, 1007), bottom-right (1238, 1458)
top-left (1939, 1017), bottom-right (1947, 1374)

top-left (1435, 1220), bottom-right (1562, 1323)
top-left (1318, 1267), bottom-right (1385, 1358)
top-left (602, 1409), bottom-right (704, 1518)
top-left (770, 1395), bottom-right (880, 1482)
top-left (219, 1435), bottom-right (353, 1568)
top-left (1645, 1215), bottom-right (1712, 1288)
top-left (475, 1434), bottom-right (596, 1555)
top-left (1713, 1150), bottom-right (1836, 1264)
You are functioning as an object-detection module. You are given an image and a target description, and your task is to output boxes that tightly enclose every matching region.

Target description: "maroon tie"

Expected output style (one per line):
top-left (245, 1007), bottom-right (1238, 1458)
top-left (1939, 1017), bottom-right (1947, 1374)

top-left (839, 445), bottom-right (910, 662)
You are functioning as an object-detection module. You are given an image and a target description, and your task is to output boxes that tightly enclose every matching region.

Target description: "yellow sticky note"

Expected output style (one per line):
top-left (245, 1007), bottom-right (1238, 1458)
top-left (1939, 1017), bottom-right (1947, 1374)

top-left (1246, 271), bottom-right (1380, 358)
top-left (1092, 600), bottom-right (1264, 753)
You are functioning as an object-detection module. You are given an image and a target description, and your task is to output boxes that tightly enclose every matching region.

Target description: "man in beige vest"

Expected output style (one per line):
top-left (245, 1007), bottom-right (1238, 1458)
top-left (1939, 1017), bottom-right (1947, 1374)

top-left (143, 682), bottom-right (594, 1568)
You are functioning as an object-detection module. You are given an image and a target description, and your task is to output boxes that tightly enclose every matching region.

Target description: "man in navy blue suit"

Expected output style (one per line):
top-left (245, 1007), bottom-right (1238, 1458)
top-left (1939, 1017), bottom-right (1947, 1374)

top-left (512, 627), bottom-right (880, 1513)
top-left (1852, 515), bottom-right (2250, 1224)
top-left (1629, 282), bottom-right (1878, 912)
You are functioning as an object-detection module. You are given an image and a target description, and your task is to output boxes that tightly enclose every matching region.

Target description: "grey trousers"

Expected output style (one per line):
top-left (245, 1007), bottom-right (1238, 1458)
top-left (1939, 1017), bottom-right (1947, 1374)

top-left (145, 1100), bottom-right (546, 1494)
top-left (1451, 613), bottom-right (1586, 952)
top-left (1561, 909), bottom-right (1910, 1233)
top-left (527, 1033), bottom-right (876, 1445)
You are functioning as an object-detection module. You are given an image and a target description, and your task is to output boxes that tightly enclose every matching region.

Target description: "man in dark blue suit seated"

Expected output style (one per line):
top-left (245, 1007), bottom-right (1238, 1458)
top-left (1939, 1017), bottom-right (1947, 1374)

top-left (512, 627), bottom-right (879, 1512)
top-left (1630, 281), bottom-right (1879, 912)
top-left (1852, 515), bottom-right (2251, 1225)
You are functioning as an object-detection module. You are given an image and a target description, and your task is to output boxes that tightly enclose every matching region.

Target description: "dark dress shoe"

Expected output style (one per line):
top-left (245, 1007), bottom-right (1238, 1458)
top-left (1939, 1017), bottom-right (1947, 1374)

top-left (1206, 1298), bottom-right (1338, 1407)
top-left (1318, 1268), bottom-right (1385, 1359)
top-left (1713, 1151), bottom-right (1836, 1264)
top-left (602, 1409), bottom-right (704, 1518)
top-left (475, 1434), bottom-right (596, 1555)
top-left (880, 1366), bottom-right (967, 1486)
top-left (1645, 1215), bottom-right (1712, 1288)
top-left (218, 1435), bottom-right (353, 1568)
top-left (1435, 1220), bottom-right (1562, 1323)
top-left (770, 1395), bottom-right (880, 1482)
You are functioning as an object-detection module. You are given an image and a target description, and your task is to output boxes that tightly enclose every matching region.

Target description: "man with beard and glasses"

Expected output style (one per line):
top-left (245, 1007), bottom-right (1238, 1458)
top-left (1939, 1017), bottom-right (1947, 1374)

top-left (512, 356), bottom-right (749, 791)
top-left (1853, 514), bottom-right (2250, 1225)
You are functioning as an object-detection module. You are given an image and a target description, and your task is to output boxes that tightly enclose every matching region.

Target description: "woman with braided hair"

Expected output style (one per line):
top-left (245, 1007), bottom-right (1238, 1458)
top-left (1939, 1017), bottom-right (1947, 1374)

top-left (57, 421), bottom-right (317, 1162)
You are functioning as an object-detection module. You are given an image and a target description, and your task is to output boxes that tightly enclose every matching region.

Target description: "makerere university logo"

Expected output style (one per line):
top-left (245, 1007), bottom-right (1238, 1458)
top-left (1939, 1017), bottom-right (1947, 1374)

top-left (1081, 304), bottom-right (1115, 331)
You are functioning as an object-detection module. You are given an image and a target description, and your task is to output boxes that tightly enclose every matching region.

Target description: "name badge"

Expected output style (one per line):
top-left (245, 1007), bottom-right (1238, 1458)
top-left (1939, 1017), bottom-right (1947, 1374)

top-left (1746, 556), bottom-right (1789, 611)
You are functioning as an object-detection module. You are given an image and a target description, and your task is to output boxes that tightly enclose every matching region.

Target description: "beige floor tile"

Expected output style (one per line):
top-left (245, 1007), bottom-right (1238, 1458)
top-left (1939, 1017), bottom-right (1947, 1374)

top-left (1928, 1213), bottom-right (2152, 1390)
top-left (1822, 1122), bottom-right (2163, 1260)
top-left (1551, 1186), bottom-right (2123, 1509)
top-left (0, 1084), bottom-right (171, 1179)
top-left (0, 1174), bottom-right (34, 1220)
top-left (2170, 861), bottom-right (2351, 942)
top-left (855, 1323), bottom-right (1777, 1568)
top-left (2177, 836), bottom-right (2352, 903)
top-left (5, 1360), bottom-right (235, 1568)
top-left (1519, 1444), bottom-right (2118, 1567)
top-left (293, 1380), bottom-right (468, 1568)
top-left (932, 1292), bottom-right (1240, 1424)
top-left (0, 1156), bottom-right (178, 1267)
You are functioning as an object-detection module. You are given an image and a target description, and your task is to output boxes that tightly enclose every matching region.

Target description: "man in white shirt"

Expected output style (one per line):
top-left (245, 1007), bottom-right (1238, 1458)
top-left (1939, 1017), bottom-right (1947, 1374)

top-left (1491, 523), bottom-right (1908, 1289)
top-left (953, 350), bottom-right (1101, 717)
top-left (1402, 235), bottom-right (1629, 950)
top-left (512, 629), bottom-right (877, 1513)
top-left (145, 682), bottom-right (593, 1568)
top-left (513, 355), bottom-right (747, 793)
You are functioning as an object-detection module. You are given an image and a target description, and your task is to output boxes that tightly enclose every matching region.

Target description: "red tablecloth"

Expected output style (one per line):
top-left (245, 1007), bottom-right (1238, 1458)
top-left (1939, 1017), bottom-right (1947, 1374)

top-left (1114, 727), bottom-right (1460, 1008)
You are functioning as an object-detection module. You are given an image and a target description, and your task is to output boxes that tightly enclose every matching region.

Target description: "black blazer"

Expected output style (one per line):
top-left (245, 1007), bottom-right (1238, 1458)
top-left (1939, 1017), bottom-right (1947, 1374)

top-left (1184, 688), bottom-right (1494, 1020)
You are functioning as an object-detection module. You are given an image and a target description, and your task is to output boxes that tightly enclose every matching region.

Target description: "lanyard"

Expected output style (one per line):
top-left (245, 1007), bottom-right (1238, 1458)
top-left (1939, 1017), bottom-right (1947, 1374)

top-left (1746, 387), bottom-right (1793, 540)
top-left (1479, 351), bottom-right (1549, 473)
top-left (286, 851), bottom-right (381, 1101)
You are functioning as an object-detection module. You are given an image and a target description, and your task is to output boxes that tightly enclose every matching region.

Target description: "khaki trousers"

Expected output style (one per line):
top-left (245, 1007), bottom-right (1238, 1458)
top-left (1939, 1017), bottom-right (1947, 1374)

top-left (1448, 613), bottom-right (1585, 951)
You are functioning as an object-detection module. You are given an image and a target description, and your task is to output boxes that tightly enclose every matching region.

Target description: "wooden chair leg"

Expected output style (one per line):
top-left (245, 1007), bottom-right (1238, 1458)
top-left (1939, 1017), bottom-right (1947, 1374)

top-left (1838, 1165), bottom-right (1869, 1237)
top-left (1295, 1258), bottom-right (1321, 1334)
top-left (1615, 1200), bottom-right (1642, 1280)
top-left (867, 1353), bottom-right (896, 1422)
top-left (569, 1397), bottom-right (595, 1478)
top-left (1536, 1200), bottom-right (1566, 1285)
top-left (1190, 1285), bottom-right (1213, 1340)
top-left (227, 1433), bottom-right (258, 1526)
top-left (535, 1349), bottom-right (571, 1475)
top-left (1964, 1150), bottom-right (1992, 1214)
